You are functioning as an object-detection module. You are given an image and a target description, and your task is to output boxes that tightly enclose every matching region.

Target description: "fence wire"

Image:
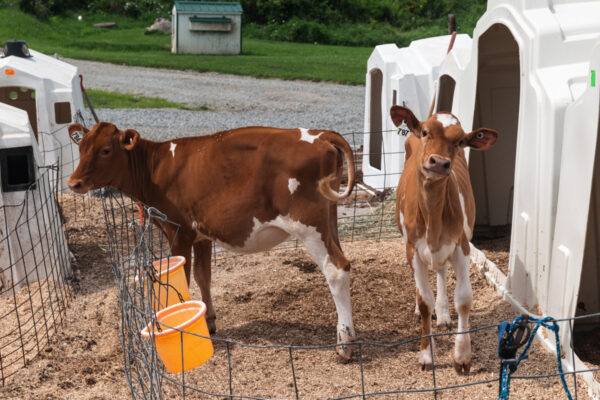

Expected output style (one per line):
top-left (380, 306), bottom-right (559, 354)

top-left (0, 165), bottom-right (72, 386)
top-left (102, 189), bottom-right (600, 400)
top-left (99, 128), bottom-right (600, 400)
top-left (0, 107), bottom-right (100, 386)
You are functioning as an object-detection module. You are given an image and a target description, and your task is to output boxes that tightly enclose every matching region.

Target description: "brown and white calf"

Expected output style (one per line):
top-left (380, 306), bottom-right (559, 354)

top-left (391, 106), bottom-right (498, 374)
top-left (67, 122), bottom-right (357, 359)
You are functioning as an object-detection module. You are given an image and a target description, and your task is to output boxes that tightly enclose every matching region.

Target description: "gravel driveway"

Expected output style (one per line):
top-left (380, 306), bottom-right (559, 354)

top-left (69, 59), bottom-right (366, 144)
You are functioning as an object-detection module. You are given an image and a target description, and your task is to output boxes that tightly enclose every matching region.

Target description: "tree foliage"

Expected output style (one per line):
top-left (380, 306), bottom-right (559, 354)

top-left (18, 0), bottom-right (482, 25)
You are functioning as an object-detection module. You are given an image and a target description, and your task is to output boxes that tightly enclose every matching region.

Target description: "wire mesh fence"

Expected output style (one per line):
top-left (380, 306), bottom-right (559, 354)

top-left (98, 128), bottom-right (599, 399)
top-left (102, 188), bottom-right (600, 400)
top-left (0, 107), bottom-right (98, 386)
top-left (2, 122), bottom-right (597, 398)
top-left (0, 165), bottom-right (72, 385)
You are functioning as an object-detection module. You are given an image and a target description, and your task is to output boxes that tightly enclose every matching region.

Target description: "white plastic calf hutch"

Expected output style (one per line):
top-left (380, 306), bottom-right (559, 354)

top-left (0, 103), bottom-right (71, 289)
top-left (432, 0), bottom-right (600, 395)
top-left (0, 41), bottom-right (85, 192)
top-left (172, 1), bottom-right (243, 55)
top-left (363, 34), bottom-right (472, 191)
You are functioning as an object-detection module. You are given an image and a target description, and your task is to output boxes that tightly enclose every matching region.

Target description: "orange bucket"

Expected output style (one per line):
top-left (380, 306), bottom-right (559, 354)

top-left (136, 256), bottom-right (190, 311)
top-left (140, 300), bottom-right (214, 373)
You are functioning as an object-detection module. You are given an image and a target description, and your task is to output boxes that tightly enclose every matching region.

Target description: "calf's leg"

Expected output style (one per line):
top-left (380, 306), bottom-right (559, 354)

top-left (193, 240), bottom-right (217, 334)
top-left (166, 236), bottom-right (192, 308)
top-left (408, 245), bottom-right (435, 369)
top-left (435, 265), bottom-right (451, 328)
top-left (171, 235), bottom-right (193, 285)
top-left (451, 245), bottom-right (473, 374)
top-left (300, 231), bottom-right (355, 361)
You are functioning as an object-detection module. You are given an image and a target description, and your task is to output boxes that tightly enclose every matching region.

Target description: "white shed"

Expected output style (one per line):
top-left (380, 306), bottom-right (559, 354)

top-left (172, 1), bottom-right (243, 55)
top-left (0, 103), bottom-right (71, 289)
top-left (362, 34), bottom-right (472, 191)
top-left (0, 41), bottom-right (85, 193)
top-left (437, 0), bottom-right (600, 395)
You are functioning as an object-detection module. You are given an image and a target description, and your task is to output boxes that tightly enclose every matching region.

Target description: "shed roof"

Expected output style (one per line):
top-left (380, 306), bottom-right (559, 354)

top-left (174, 1), bottom-right (243, 14)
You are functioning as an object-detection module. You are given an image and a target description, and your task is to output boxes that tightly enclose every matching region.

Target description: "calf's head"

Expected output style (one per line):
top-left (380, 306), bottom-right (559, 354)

top-left (67, 122), bottom-right (140, 194)
top-left (390, 106), bottom-right (498, 180)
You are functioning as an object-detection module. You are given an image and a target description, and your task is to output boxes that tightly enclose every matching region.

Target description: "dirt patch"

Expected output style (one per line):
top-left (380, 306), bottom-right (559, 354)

top-left (0, 196), bottom-right (594, 399)
top-left (0, 278), bottom-right (68, 384)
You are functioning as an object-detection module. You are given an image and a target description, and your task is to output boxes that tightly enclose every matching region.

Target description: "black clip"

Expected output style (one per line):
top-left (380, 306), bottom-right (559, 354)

top-left (498, 315), bottom-right (531, 372)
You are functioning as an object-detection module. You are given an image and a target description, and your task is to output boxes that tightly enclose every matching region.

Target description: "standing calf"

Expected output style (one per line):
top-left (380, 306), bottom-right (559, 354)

top-left (391, 106), bottom-right (498, 373)
top-left (67, 122), bottom-right (357, 360)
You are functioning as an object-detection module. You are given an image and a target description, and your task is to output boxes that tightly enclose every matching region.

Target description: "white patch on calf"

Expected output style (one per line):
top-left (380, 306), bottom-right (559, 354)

top-left (412, 251), bottom-right (434, 312)
top-left (299, 128), bottom-right (323, 144)
top-left (398, 211), bottom-right (408, 243)
top-left (216, 216), bottom-right (291, 254)
top-left (288, 178), bottom-right (300, 195)
top-left (458, 192), bottom-right (472, 240)
top-left (415, 237), bottom-right (455, 270)
top-left (435, 265), bottom-right (451, 327)
top-left (436, 113), bottom-right (457, 128)
top-left (169, 142), bottom-right (177, 158)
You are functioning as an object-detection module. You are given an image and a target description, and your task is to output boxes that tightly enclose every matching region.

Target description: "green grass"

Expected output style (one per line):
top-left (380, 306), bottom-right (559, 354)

top-left (85, 89), bottom-right (211, 110)
top-left (0, 9), bottom-right (373, 85)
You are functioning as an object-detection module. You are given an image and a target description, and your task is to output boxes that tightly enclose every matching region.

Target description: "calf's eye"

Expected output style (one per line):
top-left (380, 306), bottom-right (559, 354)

top-left (458, 139), bottom-right (465, 147)
top-left (101, 148), bottom-right (111, 155)
top-left (422, 130), bottom-right (428, 137)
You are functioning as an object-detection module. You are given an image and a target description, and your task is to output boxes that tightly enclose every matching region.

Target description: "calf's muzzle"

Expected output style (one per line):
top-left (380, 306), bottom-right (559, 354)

top-left (67, 177), bottom-right (86, 194)
top-left (425, 155), bottom-right (451, 175)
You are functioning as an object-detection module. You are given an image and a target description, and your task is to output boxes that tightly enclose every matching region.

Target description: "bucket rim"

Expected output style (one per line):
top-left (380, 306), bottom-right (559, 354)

top-left (135, 255), bottom-right (186, 283)
top-left (140, 300), bottom-right (207, 339)
top-left (152, 255), bottom-right (186, 277)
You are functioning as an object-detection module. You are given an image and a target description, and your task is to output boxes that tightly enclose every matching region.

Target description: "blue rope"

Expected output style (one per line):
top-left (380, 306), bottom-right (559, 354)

top-left (498, 315), bottom-right (573, 400)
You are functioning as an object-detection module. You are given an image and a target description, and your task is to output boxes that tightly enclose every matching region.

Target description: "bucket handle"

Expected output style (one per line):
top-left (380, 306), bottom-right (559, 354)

top-left (144, 262), bottom-right (186, 332)
top-left (147, 207), bottom-right (167, 222)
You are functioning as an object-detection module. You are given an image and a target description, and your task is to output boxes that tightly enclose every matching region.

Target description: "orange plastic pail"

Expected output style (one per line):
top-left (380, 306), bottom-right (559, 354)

top-left (140, 300), bottom-right (214, 373)
top-left (136, 256), bottom-right (191, 311)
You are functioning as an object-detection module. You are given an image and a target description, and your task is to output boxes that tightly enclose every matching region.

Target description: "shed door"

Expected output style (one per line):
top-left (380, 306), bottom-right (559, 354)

top-left (470, 23), bottom-right (520, 235)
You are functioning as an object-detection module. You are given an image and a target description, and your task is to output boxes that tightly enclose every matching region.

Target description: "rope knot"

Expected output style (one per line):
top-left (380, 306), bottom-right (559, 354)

top-left (497, 315), bottom-right (572, 400)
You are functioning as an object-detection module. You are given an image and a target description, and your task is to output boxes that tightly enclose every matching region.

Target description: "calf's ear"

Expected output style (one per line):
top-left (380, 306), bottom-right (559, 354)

top-left (68, 124), bottom-right (89, 145)
top-left (390, 106), bottom-right (422, 137)
top-left (465, 128), bottom-right (498, 151)
top-left (119, 129), bottom-right (140, 151)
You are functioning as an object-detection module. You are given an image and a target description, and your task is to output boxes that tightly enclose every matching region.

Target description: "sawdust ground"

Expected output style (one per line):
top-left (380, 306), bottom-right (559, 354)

top-left (0, 195), bottom-right (595, 399)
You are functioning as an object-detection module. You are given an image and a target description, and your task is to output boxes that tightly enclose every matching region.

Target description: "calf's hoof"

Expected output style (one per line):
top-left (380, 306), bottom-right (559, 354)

top-left (207, 317), bottom-right (217, 334)
top-left (435, 317), bottom-right (451, 330)
top-left (453, 339), bottom-right (471, 375)
top-left (453, 359), bottom-right (471, 375)
top-left (435, 312), bottom-right (452, 329)
top-left (337, 328), bottom-right (356, 361)
top-left (418, 349), bottom-right (433, 371)
top-left (336, 343), bottom-right (353, 362)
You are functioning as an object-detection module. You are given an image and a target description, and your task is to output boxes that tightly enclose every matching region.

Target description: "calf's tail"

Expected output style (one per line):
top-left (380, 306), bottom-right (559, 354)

top-left (318, 131), bottom-right (356, 201)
